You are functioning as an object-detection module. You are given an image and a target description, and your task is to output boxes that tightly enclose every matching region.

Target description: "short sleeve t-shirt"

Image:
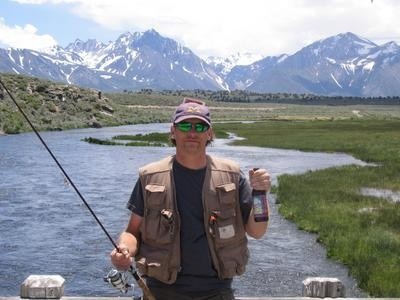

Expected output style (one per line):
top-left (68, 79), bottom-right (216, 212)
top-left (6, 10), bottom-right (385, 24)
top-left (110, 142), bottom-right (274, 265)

top-left (127, 159), bottom-right (252, 294)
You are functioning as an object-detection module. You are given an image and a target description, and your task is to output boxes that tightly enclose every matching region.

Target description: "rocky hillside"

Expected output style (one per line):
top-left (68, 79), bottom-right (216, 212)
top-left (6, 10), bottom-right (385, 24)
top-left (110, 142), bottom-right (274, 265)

top-left (0, 74), bottom-right (195, 134)
top-left (0, 74), bottom-right (122, 134)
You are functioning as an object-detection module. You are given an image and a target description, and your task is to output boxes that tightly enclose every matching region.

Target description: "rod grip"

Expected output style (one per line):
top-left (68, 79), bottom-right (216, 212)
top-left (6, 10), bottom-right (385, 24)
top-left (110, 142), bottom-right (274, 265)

top-left (129, 266), bottom-right (155, 300)
top-left (137, 277), bottom-right (156, 300)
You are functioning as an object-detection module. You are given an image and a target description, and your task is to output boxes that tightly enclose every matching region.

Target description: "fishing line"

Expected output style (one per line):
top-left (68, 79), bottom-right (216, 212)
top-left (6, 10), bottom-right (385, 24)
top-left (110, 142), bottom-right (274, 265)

top-left (0, 76), bottom-right (117, 248)
top-left (0, 76), bottom-right (154, 300)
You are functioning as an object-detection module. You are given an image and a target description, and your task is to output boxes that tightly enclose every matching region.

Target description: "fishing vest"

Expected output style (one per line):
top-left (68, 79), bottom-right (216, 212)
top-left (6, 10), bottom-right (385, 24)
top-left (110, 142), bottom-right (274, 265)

top-left (135, 155), bottom-right (249, 284)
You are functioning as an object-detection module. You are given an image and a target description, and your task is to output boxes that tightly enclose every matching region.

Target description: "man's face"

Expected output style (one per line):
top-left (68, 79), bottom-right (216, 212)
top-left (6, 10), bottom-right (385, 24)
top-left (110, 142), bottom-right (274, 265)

top-left (171, 118), bottom-right (212, 154)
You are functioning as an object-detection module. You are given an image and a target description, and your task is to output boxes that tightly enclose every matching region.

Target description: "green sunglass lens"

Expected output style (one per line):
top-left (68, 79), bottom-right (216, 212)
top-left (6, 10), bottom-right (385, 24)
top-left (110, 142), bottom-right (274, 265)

top-left (176, 122), bottom-right (209, 132)
top-left (177, 123), bottom-right (192, 132)
top-left (195, 123), bottom-right (209, 132)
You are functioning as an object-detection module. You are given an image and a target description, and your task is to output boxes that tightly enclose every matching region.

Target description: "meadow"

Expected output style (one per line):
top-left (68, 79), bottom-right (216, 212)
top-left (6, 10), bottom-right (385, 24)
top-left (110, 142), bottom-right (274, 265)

top-left (215, 119), bottom-right (400, 297)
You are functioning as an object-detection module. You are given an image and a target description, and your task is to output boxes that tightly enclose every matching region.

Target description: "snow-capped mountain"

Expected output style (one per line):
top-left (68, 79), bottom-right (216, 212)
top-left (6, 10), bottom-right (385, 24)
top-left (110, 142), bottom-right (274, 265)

top-left (229, 32), bottom-right (400, 96)
top-left (205, 52), bottom-right (265, 76)
top-left (1, 30), bottom-right (400, 96)
top-left (226, 54), bottom-right (288, 90)
top-left (0, 29), bottom-right (226, 91)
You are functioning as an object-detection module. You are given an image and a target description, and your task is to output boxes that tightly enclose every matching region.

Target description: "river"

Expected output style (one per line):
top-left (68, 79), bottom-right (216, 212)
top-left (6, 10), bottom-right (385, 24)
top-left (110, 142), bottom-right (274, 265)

top-left (0, 123), bottom-right (368, 297)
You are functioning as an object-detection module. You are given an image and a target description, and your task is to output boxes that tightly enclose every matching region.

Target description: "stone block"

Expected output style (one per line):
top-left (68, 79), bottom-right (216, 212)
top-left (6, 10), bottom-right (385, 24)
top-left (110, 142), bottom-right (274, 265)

top-left (20, 275), bottom-right (65, 299)
top-left (302, 277), bottom-right (346, 298)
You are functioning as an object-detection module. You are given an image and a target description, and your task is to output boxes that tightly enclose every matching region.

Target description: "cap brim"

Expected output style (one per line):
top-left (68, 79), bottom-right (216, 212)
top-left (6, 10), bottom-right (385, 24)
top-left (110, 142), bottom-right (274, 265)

top-left (174, 115), bottom-right (211, 126)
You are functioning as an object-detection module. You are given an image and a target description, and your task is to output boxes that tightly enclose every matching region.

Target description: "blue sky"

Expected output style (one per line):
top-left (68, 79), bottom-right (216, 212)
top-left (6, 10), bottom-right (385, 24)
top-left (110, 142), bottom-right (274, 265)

top-left (0, 1), bottom-right (119, 48)
top-left (1, 0), bottom-right (399, 58)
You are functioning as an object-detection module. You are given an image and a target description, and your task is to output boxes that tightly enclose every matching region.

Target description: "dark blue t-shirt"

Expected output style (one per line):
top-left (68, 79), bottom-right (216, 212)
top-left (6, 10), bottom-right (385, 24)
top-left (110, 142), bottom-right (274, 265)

top-left (127, 159), bottom-right (252, 294)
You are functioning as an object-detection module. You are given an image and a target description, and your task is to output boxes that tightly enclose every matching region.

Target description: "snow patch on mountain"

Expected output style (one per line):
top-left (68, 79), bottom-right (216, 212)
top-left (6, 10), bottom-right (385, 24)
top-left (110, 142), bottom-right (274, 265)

top-left (205, 52), bottom-right (264, 75)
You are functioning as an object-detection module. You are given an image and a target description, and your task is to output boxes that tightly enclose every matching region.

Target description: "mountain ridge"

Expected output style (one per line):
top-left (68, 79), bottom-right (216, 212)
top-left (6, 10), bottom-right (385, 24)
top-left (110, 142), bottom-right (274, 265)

top-left (1, 30), bottom-right (400, 96)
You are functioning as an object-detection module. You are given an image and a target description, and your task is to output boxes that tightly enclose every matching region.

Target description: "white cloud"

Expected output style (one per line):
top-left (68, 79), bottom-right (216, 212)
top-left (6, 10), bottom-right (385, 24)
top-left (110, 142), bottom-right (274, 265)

top-left (6, 0), bottom-right (400, 57)
top-left (0, 17), bottom-right (57, 50)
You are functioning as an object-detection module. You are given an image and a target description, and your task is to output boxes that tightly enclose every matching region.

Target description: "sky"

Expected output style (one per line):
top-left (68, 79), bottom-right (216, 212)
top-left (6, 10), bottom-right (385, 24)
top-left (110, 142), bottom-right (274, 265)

top-left (1, 0), bottom-right (400, 59)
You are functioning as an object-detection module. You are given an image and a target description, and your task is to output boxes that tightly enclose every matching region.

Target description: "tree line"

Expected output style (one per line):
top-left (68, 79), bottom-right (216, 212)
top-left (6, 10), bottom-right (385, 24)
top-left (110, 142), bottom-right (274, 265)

top-left (132, 89), bottom-right (400, 105)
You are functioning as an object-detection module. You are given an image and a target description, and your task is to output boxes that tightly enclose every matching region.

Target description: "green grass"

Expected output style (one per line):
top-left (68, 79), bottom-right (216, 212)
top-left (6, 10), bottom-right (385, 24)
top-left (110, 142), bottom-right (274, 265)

top-left (82, 137), bottom-right (123, 146)
top-left (83, 132), bottom-right (171, 147)
top-left (113, 133), bottom-right (169, 143)
top-left (215, 119), bottom-right (400, 296)
top-left (3, 73), bottom-right (400, 134)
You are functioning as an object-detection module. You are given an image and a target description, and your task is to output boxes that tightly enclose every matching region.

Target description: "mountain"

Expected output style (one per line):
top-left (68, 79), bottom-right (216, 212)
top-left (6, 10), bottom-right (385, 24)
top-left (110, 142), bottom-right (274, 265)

top-left (1, 30), bottom-right (400, 96)
top-left (230, 32), bottom-right (400, 96)
top-left (205, 52), bottom-right (265, 76)
top-left (226, 54), bottom-right (288, 90)
top-left (0, 29), bottom-right (226, 92)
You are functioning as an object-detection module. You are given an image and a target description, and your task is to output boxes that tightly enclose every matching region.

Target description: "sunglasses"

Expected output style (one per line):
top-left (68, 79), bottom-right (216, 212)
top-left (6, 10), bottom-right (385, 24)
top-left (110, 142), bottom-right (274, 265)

top-left (175, 122), bottom-right (210, 133)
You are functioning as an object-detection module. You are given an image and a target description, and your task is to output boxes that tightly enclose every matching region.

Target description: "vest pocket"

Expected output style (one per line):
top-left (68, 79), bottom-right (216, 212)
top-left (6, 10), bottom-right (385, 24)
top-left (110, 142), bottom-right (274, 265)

top-left (217, 238), bottom-right (249, 278)
top-left (136, 245), bottom-right (172, 282)
top-left (143, 208), bottom-right (174, 245)
top-left (216, 183), bottom-right (236, 206)
top-left (143, 184), bottom-right (174, 244)
top-left (145, 184), bottom-right (166, 207)
top-left (209, 208), bottom-right (241, 245)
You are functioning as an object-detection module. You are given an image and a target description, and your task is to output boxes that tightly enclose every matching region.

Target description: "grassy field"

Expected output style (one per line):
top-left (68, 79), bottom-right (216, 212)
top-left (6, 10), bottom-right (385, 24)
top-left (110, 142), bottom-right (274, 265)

top-left (2, 73), bottom-right (400, 134)
top-left (215, 119), bottom-right (400, 297)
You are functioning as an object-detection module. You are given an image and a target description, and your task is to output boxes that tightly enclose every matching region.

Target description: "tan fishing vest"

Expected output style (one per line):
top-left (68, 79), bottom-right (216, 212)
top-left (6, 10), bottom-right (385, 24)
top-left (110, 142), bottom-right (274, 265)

top-left (135, 155), bottom-right (249, 284)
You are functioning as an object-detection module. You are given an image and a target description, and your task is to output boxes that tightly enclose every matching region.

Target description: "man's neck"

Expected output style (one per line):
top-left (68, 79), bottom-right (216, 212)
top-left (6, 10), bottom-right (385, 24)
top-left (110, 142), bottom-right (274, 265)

top-left (175, 152), bottom-right (207, 170)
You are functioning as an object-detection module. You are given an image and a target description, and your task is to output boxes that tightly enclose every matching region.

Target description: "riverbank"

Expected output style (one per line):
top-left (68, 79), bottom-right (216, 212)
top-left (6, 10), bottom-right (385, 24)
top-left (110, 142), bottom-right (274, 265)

top-left (214, 119), bottom-right (400, 297)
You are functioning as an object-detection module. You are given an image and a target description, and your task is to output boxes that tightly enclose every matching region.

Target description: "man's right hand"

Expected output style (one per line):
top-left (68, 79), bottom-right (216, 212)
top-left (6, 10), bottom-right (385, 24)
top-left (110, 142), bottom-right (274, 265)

top-left (110, 243), bottom-right (132, 271)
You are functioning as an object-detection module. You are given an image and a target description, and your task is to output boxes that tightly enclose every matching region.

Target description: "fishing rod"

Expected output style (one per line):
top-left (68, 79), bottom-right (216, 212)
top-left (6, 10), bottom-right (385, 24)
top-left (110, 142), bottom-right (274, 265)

top-left (0, 76), bottom-right (155, 300)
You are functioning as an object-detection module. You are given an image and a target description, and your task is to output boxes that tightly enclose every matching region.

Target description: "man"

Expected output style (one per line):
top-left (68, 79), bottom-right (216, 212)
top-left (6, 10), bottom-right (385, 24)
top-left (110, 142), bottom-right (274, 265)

top-left (111, 98), bottom-right (271, 300)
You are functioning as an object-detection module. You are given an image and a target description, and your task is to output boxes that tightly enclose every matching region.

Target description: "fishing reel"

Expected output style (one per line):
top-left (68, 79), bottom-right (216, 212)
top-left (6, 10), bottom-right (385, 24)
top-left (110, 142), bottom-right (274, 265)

top-left (104, 269), bottom-right (131, 294)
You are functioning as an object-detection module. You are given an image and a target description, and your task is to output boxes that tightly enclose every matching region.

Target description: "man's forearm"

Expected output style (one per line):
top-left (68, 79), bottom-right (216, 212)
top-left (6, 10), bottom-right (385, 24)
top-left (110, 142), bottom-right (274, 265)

top-left (245, 208), bottom-right (268, 239)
